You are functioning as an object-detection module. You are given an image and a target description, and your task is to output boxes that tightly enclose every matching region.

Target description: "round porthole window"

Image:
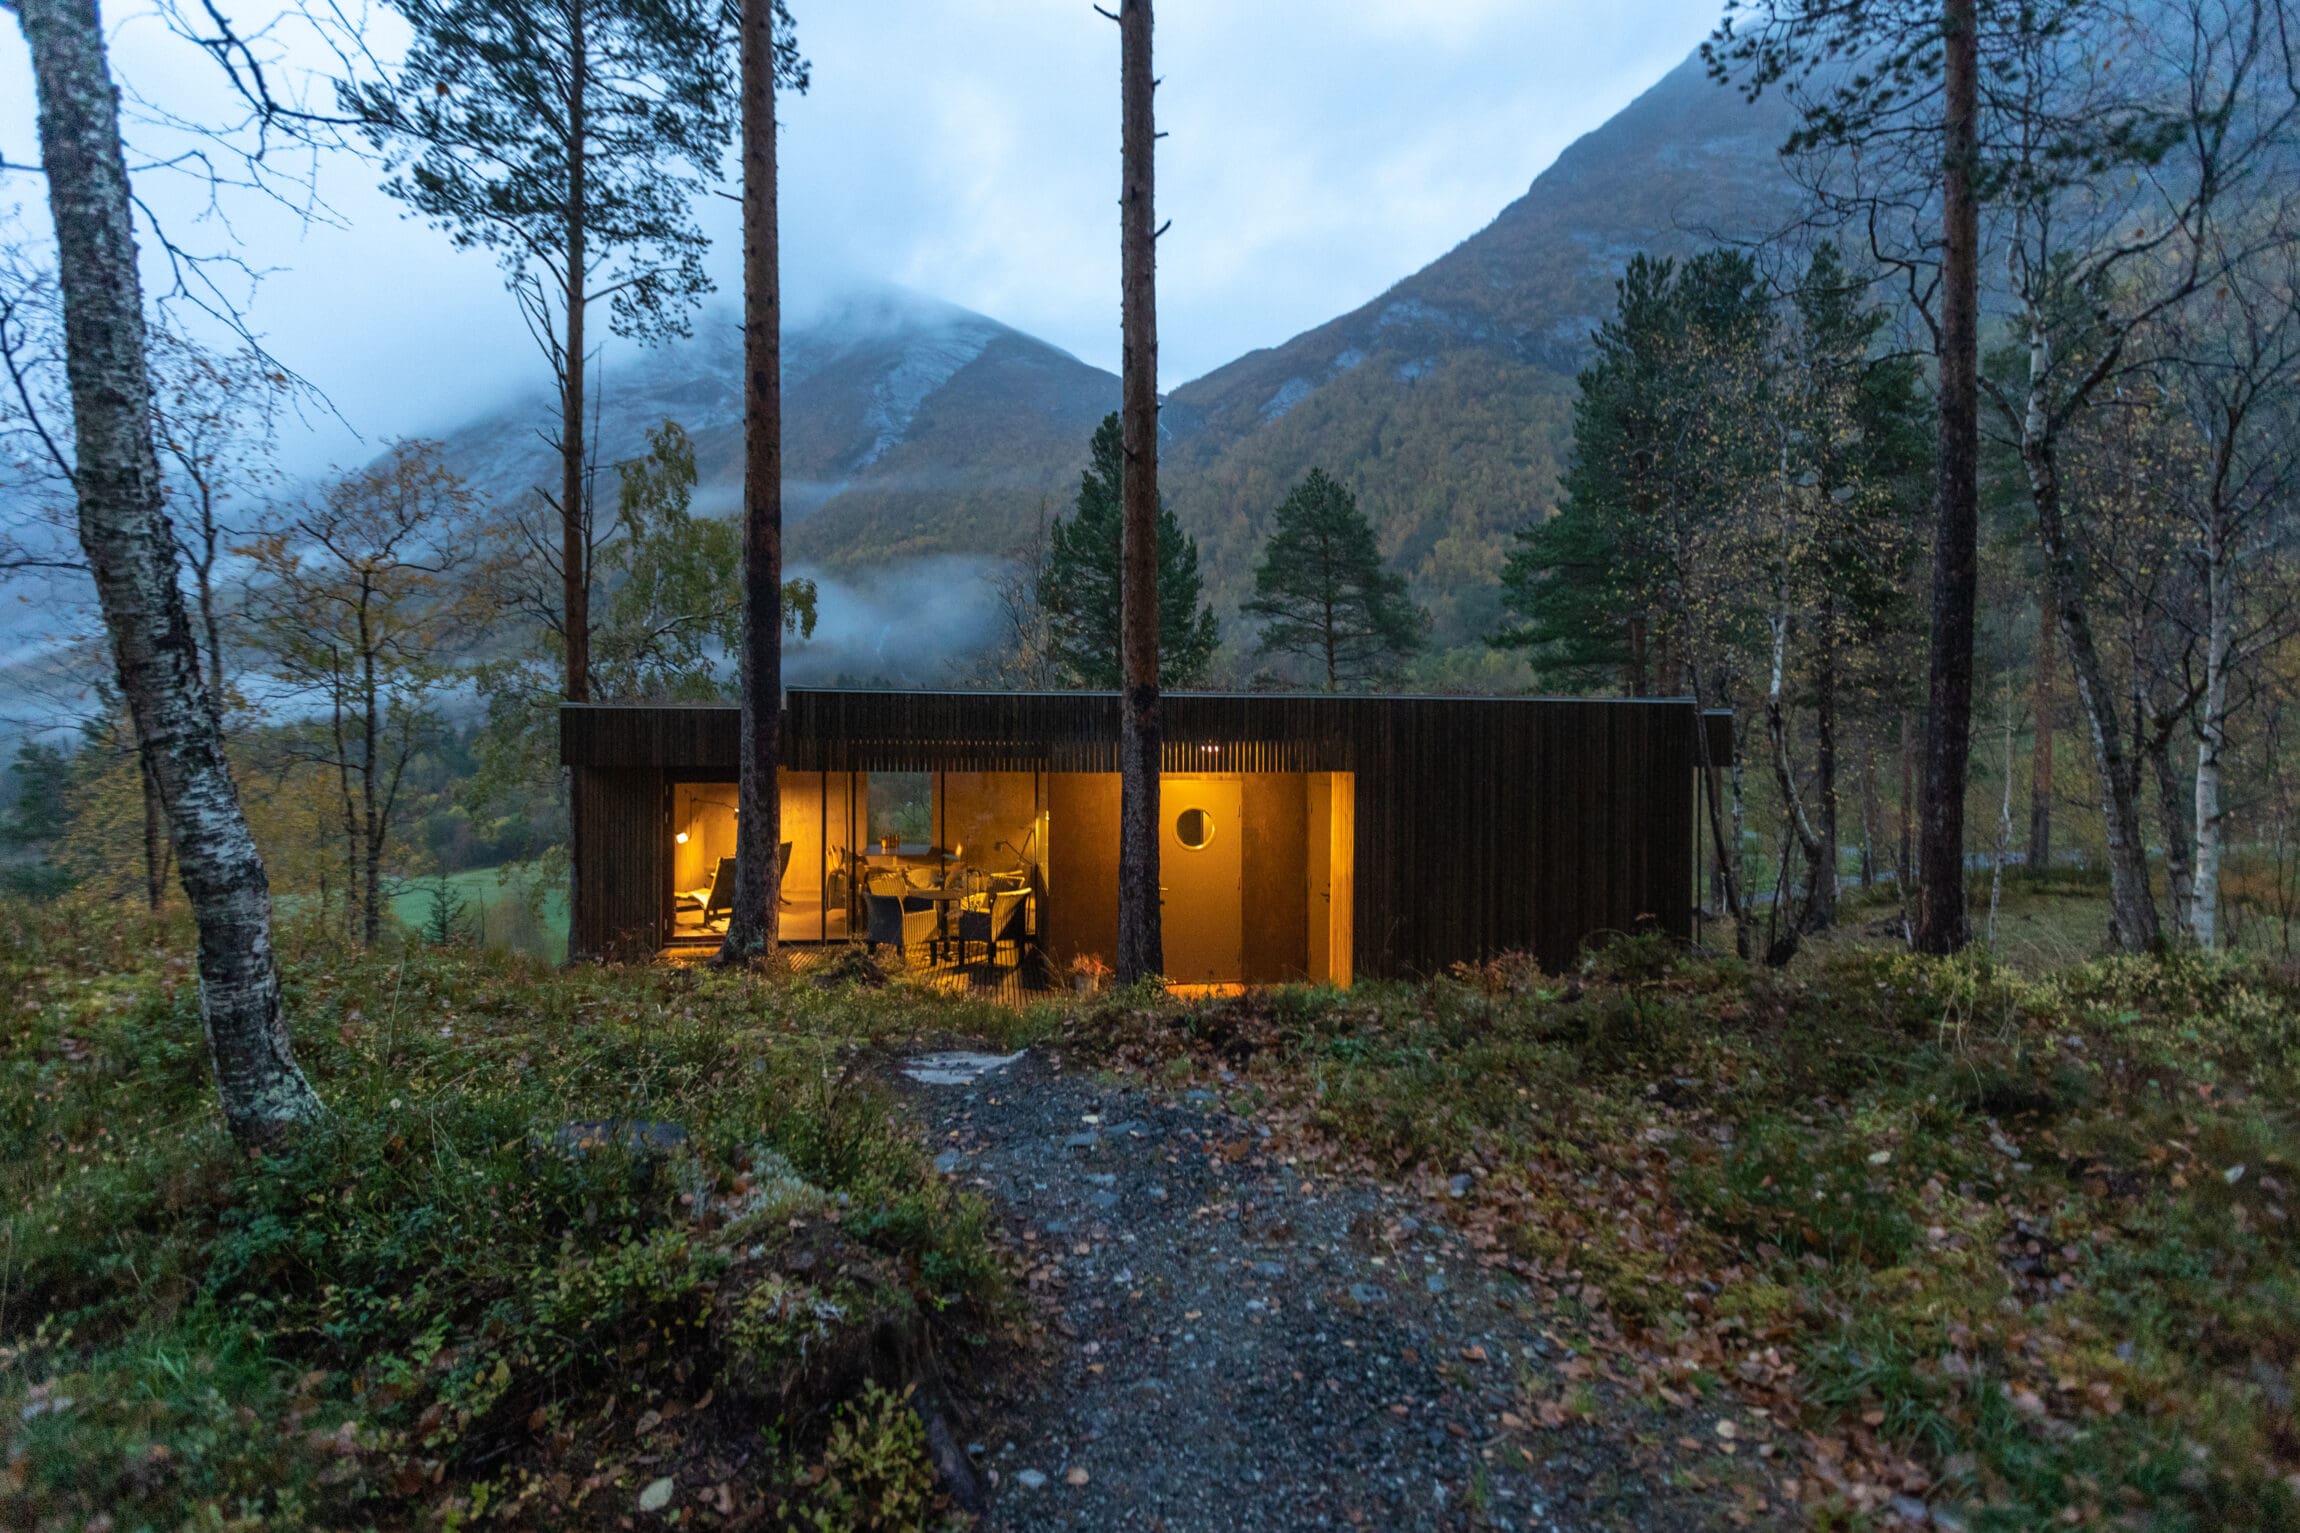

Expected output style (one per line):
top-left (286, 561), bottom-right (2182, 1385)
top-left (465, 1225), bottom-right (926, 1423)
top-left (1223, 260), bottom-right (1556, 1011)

top-left (1175, 806), bottom-right (1215, 850)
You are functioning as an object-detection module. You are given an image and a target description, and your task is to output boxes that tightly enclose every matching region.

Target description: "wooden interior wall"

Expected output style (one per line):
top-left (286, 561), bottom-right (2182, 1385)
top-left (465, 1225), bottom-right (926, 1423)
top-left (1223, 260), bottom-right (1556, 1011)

top-left (1327, 773), bottom-right (1356, 987)
top-left (1241, 773), bottom-right (1308, 983)
top-left (1042, 772), bottom-right (1119, 971)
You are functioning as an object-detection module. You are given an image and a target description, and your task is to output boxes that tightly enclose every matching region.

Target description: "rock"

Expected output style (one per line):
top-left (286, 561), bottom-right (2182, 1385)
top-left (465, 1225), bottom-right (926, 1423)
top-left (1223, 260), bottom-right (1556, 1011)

top-left (1186, 1089), bottom-right (1217, 1104)
top-left (1146, 1185), bottom-right (1168, 1201)
top-left (1349, 1283), bottom-right (1388, 1305)
top-left (1016, 1469), bottom-right (1049, 1490)
top-left (1447, 1173), bottom-right (1473, 1198)
top-left (1089, 1190), bottom-right (1121, 1211)
top-left (1254, 1261), bottom-right (1287, 1278)
top-left (1083, 1172), bottom-right (1117, 1188)
top-left (1064, 1132), bottom-right (1099, 1149)
top-left (1065, 1466), bottom-right (1091, 1486)
top-left (550, 1118), bottom-right (689, 1158)
top-left (638, 1476), bottom-right (675, 1513)
top-left (1425, 1272), bottom-right (1447, 1295)
top-left (903, 1050), bottom-right (1026, 1086)
top-left (933, 1149), bottom-right (965, 1174)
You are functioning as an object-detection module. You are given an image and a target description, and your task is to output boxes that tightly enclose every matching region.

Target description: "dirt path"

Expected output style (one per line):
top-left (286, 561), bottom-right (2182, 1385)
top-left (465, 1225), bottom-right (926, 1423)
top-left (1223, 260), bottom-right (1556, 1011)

top-left (896, 1049), bottom-right (1760, 1532)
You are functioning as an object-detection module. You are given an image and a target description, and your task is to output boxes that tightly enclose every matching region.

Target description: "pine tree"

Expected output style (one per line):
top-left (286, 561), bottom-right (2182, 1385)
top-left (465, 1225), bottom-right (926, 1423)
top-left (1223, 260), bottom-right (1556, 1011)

top-left (1040, 414), bottom-right (1220, 689)
top-left (1245, 469), bottom-right (1424, 690)
top-left (341, 0), bottom-right (739, 705)
top-left (1493, 252), bottom-right (1771, 696)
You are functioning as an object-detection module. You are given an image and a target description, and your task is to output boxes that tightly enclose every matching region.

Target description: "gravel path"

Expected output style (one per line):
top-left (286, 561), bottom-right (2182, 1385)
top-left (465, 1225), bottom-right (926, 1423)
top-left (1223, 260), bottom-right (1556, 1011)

top-left (897, 1049), bottom-right (1754, 1532)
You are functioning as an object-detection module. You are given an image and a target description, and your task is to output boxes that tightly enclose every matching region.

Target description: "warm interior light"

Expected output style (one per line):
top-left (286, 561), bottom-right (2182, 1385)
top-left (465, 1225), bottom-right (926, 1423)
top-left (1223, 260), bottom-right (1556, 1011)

top-left (675, 831), bottom-right (689, 844)
top-left (1200, 743), bottom-right (1218, 754)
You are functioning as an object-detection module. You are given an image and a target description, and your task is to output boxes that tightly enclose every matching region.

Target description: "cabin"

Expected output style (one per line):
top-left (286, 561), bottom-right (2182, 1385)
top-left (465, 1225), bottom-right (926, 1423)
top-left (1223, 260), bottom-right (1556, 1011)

top-left (560, 688), bottom-right (1732, 983)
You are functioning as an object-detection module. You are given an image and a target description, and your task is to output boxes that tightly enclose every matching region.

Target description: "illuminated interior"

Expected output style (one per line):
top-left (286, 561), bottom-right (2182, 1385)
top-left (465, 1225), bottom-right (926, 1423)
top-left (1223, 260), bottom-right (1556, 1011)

top-left (662, 767), bottom-right (1353, 985)
top-left (665, 770), bottom-right (1046, 951)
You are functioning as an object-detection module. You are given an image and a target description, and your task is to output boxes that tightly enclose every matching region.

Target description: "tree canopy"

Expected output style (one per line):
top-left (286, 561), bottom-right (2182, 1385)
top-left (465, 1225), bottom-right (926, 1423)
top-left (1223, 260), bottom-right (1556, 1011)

top-left (1040, 413), bottom-right (1220, 689)
top-left (1244, 468), bottom-right (1424, 690)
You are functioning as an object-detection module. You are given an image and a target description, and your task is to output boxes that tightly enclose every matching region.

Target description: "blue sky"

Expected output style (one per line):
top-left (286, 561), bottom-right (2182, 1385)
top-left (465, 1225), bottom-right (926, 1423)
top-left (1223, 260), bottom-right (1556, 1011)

top-left (3, 0), bottom-right (1724, 470)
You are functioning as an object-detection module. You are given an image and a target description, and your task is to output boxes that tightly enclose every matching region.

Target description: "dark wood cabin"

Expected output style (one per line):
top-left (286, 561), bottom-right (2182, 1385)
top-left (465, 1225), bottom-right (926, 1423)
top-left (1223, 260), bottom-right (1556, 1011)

top-left (560, 688), bottom-right (1733, 981)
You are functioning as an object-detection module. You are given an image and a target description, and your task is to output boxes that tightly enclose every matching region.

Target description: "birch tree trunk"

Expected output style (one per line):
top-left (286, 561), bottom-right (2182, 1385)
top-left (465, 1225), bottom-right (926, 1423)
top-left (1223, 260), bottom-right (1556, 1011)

top-left (2191, 537), bottom-right (2230, 948)
top-left (21, 0), bottom-right (321, 1142)
top-left (1113, 0), bottom-right (1163, 985)
top-left (719, 0), bottom-right (785, 964)
top-left (1915, 0), bottom-right (1981, 955)
top-left (1807, 589), bottom-right (1840, 931)
top-left (2027, 592), bottom-right (2055, 870)
top-left (2146, 722), bottom-right (2192, 937)
top-left (2022, 366), bottom-right (2161, 949)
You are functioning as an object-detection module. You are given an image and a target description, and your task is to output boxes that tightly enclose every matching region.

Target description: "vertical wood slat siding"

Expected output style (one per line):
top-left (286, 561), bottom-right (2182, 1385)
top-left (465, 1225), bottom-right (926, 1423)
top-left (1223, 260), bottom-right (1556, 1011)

top-left (574, 766), bottom-right (666, 961)
top-left (564, 691), bottom-right (1718, 974)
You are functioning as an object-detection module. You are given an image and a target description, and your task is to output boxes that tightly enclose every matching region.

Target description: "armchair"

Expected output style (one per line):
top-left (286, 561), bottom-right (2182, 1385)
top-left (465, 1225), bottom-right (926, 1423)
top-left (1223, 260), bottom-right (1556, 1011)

top-left (862, 887), bottom-right (938, 961)
top-left (954, 887), bottom-right (1029, 972)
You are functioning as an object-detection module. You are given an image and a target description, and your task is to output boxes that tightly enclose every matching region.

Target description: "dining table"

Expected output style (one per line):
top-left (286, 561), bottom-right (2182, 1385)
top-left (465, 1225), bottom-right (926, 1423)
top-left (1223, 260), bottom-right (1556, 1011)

top-left (893, 882), bottom-right (969, 958)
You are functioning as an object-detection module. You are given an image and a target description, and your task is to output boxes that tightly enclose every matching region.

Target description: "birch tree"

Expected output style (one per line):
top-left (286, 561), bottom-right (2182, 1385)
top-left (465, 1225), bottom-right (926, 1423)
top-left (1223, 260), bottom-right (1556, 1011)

top-left (13, 0), bottom-right (321, 1142)
top-left (2161, 240), bottom-right (2300, 946)
top-left (1980, 0), bottom-right (2300, 949)
top-left (243, 440), bottom-right (482, 945)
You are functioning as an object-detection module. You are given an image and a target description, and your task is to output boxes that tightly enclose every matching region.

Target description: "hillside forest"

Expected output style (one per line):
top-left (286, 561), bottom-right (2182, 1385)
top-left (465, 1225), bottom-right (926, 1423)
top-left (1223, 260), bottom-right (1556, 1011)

top-left (6, 0), bottom-right (2300, 1528)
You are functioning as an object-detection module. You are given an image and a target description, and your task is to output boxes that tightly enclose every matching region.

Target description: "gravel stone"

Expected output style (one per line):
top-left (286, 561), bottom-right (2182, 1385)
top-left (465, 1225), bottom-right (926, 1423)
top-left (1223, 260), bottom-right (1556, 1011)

top-left (893, 1049), bottom-right (1740, 1531)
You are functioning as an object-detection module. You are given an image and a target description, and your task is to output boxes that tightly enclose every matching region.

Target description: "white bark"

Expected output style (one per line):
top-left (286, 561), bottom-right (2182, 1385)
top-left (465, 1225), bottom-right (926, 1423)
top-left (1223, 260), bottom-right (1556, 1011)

top-left (21, 0), bottom-right (321, 1142)
top-left (2191, 525), bottom-right (2232, 948)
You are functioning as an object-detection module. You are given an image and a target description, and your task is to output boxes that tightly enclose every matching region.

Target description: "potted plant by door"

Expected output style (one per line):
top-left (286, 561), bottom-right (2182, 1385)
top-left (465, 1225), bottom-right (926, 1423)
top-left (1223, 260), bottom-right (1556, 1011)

top-left (1070, 953), bottom-right (1113, 997)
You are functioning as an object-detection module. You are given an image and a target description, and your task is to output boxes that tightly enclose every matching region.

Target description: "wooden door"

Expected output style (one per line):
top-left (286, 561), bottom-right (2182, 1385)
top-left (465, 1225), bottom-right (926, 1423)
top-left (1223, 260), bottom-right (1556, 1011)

top-left (1159, 776), bottom-right (1242, 984)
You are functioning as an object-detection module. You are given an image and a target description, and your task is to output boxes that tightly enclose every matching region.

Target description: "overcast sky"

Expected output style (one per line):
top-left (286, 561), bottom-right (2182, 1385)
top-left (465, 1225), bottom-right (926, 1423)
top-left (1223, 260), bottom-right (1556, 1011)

top-left (3, 0), bottom-right (1723, 472)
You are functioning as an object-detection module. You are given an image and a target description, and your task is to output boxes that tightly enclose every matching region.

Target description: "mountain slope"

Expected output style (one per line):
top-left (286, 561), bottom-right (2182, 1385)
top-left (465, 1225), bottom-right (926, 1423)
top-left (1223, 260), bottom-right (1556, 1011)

top-left (428, 289), bottom-right (1119, 570)
top-left (1165, 52), bottom-right (1800, 646)
top-left (423, 50), bottom-right (1801, 659)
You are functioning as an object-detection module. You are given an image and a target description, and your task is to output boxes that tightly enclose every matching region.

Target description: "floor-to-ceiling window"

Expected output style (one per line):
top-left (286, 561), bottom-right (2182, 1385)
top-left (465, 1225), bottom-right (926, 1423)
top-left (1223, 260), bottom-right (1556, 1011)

top-left (667, 773), bottom-right (859, 945)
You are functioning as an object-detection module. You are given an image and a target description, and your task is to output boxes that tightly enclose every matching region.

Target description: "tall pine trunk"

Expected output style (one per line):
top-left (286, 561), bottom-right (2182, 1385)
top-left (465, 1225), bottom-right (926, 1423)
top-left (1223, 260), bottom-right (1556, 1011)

top-left (719, 0), bottom-right (785, 964)
top-left (1916, 0), bottom-right (1980, 955)
top-left (1114, 0), bottom-right (1163, 984)
top-left (22, 0), bottom-right (320, 1143)
top-left (560, 0), bottom-right (591, 704)
top-left (2027, 592), bottom-right (2055, 871)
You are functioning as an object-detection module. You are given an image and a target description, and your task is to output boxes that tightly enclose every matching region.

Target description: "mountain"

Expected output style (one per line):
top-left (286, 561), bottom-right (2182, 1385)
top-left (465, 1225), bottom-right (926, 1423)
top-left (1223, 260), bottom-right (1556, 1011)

top-left (430, 288), bottom-right (1120, 572)
top-left (1162, 51), bottom-right (1802, 647)
top-left (426, 48), bottom-right (1801, 661)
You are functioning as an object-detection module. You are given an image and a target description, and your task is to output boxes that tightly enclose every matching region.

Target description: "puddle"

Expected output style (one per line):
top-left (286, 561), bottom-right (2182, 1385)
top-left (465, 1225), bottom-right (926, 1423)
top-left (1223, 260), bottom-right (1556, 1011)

top-left (902, 1050), bottom-right (1027, 1086)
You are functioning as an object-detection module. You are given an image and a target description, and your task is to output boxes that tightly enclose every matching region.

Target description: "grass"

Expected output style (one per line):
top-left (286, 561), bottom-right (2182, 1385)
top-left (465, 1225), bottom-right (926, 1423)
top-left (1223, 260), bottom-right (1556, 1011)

top-left (0, 896), bottom-right (1051, 1530)
top-left (386, 862), bottom-right (571, 963)
top-left (1062, 927), bottom-right (2300, 1529)
top-left (7, 883), bottom-right (2296, 1529)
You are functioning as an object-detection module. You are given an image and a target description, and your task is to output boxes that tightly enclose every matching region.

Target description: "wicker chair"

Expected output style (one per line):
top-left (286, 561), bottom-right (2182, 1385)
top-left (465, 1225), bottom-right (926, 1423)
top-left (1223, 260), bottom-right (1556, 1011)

top-left (954, 887), bottom-right (1029, 973)
top-left (862, 885), bottom-right (938, 961)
